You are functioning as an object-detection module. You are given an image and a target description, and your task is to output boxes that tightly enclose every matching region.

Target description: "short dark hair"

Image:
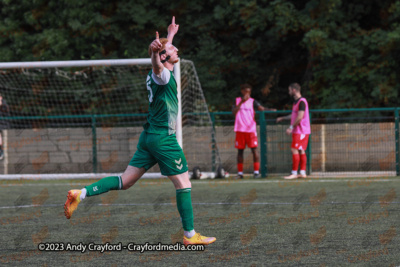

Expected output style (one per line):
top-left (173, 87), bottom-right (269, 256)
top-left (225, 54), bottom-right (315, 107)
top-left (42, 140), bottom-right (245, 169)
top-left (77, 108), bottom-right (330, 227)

top-left (289, 83), bottom-right (301, 92)
top-left (240, 84), bottom-right (252, 90)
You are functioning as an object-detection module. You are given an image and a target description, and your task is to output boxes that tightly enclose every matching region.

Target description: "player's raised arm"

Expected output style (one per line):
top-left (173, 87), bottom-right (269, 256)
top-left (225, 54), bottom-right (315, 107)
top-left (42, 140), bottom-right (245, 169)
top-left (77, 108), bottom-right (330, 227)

top-left (167, 16), bottom-right (179, 43)
top-left (150, 31), bottom-right (164, 75)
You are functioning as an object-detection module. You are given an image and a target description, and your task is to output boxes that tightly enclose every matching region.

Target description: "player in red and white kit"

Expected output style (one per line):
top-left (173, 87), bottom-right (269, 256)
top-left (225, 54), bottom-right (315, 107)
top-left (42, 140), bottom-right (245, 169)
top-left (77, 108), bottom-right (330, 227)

top-left (276, 83), bottom-right (311, 179)
top-left (233, 84), bottom-right (275, 179)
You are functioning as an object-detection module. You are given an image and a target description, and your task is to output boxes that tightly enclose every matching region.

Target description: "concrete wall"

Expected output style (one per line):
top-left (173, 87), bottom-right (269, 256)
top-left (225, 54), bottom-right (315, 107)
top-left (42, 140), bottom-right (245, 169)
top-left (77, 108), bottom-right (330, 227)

top-left (216, 123), bottom-right (396, 175)
top-left (1, 122), bottom-right (396, 175)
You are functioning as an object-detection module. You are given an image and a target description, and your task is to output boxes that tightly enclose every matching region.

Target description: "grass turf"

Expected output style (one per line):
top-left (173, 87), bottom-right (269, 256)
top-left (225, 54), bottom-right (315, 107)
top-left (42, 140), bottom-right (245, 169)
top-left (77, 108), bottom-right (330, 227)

top-left (0, 176), bottom-right (399, 266)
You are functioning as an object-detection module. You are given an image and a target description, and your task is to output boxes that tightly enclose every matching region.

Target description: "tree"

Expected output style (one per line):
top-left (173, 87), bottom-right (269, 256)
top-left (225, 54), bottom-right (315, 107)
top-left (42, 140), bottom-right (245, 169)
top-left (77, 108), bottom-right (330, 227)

top-left (0, 0), bottom-right (398, 112)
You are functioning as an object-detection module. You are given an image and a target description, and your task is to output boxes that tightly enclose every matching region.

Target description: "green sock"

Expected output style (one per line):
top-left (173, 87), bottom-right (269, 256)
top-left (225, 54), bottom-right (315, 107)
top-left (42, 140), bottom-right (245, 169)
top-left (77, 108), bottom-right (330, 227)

top-left (176, 188), bottom-right (194, 231)
top-left (85, 176), bottom-right (123, 197)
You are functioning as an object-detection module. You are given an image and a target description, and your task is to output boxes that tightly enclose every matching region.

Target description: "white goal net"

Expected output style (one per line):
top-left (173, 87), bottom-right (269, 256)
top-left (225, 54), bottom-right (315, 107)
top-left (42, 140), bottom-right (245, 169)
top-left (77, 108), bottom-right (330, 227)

top-left (0, 58), bottom-right (221, 179)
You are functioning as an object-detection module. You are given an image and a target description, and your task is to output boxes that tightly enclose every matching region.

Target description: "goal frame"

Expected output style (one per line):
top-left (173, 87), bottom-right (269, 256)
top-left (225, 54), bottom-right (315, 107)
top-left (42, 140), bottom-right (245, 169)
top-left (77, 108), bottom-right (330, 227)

top-left (0, 58), bottom-right (185, 179)
top-left (0, 58), bottom-right (183, 147)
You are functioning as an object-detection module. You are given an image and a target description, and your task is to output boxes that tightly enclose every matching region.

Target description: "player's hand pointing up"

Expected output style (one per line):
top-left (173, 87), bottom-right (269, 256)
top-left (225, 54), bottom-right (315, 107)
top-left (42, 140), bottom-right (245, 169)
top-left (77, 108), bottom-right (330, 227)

top-left (168, 16), bottom-right (179, 36)
top-left (150, 31), bottom-right (162, 53)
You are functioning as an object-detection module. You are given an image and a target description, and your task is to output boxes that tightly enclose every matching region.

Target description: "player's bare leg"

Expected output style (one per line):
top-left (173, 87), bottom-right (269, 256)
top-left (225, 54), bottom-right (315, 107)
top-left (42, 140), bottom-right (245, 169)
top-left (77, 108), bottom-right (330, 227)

top-left (169, 171), bottom-right (216, 245)
top-left (121, 166), bottom-right (146, 189)
top-left (64, 165), bottom-right (145, 219)
top-left (168, 171), bottom-right (191, 190)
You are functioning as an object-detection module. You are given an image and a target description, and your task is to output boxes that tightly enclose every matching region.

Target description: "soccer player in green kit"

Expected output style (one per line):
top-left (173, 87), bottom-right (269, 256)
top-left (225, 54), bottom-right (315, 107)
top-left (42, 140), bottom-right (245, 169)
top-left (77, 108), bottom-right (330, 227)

top-left (64, 17), bottom-right (216, 246)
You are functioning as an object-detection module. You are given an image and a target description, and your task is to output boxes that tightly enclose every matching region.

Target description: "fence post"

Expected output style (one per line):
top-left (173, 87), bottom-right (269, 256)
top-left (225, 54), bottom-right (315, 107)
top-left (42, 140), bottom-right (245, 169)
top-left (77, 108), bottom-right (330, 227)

top-left (395, 108), bottom-right (399, 176)
top-left (210, 112), bottom-right (216, 173)
top-left (91, 115), bottom-right (97, 173)
top-left (259, 111), bottom-right (267, 177)
top-left (307, 112), bottom-right (312, 175)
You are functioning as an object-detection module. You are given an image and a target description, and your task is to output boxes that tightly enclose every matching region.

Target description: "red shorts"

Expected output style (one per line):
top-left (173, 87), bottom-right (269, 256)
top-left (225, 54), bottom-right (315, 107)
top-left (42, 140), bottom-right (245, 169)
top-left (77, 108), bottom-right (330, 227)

top-left (291, 134), bottom-right (309, 150)
top-left (235, 132), bottom-right (258, 149)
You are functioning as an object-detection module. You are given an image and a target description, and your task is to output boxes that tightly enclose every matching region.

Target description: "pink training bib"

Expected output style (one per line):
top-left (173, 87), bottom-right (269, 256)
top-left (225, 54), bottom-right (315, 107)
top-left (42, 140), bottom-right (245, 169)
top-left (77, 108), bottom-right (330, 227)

top-left (234, 97), bottom-right (256, 133)
top-left (291, 98), bottom-right (311, 134)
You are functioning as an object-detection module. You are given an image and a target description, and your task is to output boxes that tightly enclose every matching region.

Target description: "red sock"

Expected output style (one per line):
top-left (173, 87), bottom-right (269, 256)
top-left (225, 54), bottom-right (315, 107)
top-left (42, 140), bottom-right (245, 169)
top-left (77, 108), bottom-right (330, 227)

top-left (237, 163), bottom-right (243, 173)
top-left (253, 162), bottom-right (260, 172)
top-left (300, 154), bottom-right (307, 172)
top-left (292, 154), bottom-right (300, 172)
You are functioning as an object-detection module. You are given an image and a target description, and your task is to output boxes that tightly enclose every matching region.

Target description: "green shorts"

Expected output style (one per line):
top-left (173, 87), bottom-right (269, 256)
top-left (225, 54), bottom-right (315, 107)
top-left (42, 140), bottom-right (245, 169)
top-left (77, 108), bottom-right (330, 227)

top-left (129, 131), bottom-right (188, 176)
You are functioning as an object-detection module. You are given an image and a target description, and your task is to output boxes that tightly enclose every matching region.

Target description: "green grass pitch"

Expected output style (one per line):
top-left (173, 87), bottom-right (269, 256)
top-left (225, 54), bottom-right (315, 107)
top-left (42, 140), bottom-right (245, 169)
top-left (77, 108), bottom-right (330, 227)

top-left (0, 176), bottom-right (399, 266)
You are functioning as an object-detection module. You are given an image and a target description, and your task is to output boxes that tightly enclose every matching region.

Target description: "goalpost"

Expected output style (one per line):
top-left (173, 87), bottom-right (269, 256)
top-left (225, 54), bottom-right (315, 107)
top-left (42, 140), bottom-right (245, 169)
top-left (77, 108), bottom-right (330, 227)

top-left (0, 58), bottom-right (222, 179)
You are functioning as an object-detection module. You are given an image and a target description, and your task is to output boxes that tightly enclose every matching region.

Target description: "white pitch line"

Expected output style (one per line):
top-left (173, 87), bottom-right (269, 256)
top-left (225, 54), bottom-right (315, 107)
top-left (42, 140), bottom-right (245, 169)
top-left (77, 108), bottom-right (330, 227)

top-left (1, 201), bottom-right (399, 210)
top-left (0, 178), bottom-right (398, 187)
top-left (197, 179), bottom-right (397, 183)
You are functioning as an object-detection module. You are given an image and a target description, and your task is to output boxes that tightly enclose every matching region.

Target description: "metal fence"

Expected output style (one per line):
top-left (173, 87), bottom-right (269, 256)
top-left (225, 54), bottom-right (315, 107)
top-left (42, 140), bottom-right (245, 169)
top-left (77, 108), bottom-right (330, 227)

top-left (211, 107), bottom-right (399, 177)
top-left (0, 108), bottom-right (399, 177)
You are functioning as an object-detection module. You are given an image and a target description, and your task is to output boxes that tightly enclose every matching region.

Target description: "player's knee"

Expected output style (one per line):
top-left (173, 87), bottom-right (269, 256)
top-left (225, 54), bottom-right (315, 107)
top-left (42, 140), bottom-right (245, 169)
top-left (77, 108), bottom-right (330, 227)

top-left (169, 172), bottom-right (191, 189)
top-left (122, 182), bottom-right (133, 190)
top-left (178, 175), bottom-right (191, 187)
top-left (120, 166), bottom-right (145, 190)
top-left (121, 184), bottom-right (130, 190)
top-left (121, 175), bottom-right (138, 190)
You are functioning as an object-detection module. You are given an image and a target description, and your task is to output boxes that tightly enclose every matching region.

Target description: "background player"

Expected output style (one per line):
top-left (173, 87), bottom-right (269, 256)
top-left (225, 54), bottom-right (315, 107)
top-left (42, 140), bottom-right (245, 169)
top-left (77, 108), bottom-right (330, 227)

top-left (232, 84), bottom-right (275, 178)
top-left (276, 83), bottom-right (311, 179)
top-left (64, 17), bottom-right (216, 246)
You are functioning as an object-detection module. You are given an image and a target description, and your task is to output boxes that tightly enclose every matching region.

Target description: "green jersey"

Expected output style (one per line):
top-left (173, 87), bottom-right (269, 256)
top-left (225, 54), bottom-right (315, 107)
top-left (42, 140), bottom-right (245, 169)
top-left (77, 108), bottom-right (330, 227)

top-left (144, 68), bottom-right (178, 135)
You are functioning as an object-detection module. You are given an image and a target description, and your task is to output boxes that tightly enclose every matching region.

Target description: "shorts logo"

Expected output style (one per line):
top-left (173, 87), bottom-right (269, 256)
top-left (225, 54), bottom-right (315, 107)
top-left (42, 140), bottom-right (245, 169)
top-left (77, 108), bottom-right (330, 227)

top-left (175, 158), bottom-right (183, 170)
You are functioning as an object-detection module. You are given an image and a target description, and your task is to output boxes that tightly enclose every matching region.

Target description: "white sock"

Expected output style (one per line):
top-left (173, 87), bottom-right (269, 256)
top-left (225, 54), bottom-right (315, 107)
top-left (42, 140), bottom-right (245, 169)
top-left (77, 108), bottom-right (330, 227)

top-left (254, 171), bottom-right (259, 174)
top-left (300, 170), bottom-right (306, 175)
top-left (291, 171), bottom-right (298, 175)
top-left (238, 172), bottom-right (243, 175)
top-left (184, 230), bottom-right (196, 238)
top-left (80, 188), bottom-right (87, 201)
